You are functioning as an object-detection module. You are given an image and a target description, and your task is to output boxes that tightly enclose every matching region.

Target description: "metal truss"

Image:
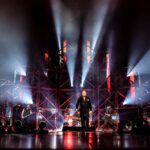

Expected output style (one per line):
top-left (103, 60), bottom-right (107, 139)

top-left (1, 57), bottom-right (150, 131)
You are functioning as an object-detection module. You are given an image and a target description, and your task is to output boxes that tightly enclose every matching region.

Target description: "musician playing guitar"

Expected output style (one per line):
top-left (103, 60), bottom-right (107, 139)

top-left (21, 104), bottom-right (33, 120)
top-left (100, 105), bottom-right (116, 132)
top-left (21, 104), bottom-right (33, 131)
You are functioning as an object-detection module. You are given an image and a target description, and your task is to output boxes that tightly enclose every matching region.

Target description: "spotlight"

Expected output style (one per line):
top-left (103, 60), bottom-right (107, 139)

top-left (81, 40), bottom-right (93, 87)
top-left (71, 82), bottom-right (73, 87)
top-left (123, 97), bottom-right (135, 105)
top-left (50, 0), bottom-right (62, 50)
top-left (17, 67), bottom-right (26, 76)
top-left (80, 83), bottom-right (84, 88)
top-left (123, 100), bottom-right (128, 105)
top-left (44, 71), bottom-right (48, 77)
top-left (66, 43), bottom-right (77, 88)
top-left (128, 49), bottom-right (150, 76)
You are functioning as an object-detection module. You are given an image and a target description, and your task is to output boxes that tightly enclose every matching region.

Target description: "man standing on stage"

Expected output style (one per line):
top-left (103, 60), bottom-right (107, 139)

top-left (76, 90), bottom-right (92, 129)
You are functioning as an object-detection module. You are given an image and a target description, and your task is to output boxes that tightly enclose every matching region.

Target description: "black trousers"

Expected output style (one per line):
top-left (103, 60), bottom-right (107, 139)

top-left (23, 118), bottom-right (29, 127)
top-left (81, 114), bottom-right (89, 128)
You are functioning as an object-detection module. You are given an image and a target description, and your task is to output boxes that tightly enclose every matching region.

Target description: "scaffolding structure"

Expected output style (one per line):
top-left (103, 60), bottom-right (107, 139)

top-left (0, 46), bottom-right (149, 130)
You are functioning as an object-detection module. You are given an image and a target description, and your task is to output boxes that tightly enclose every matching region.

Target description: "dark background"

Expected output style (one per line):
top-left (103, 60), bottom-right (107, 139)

top-left (0, 0), bottom-right (150, 73)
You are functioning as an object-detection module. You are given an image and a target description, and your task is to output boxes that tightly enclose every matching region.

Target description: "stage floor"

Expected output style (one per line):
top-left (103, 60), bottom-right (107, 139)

top-left (0, 131), bottom-right (150, 149)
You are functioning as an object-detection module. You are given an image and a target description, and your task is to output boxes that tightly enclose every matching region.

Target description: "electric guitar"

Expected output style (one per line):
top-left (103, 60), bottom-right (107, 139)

top-left (21, 107), bottom-right (43, 119)
top-left (21, 112), bottom-right (35, 119)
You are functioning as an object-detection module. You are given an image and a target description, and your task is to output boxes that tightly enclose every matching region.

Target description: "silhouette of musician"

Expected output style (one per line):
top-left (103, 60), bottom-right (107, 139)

top-left (100, 105), bottom-right (116, 132)
top-left (21, 104), bottom-right (33, 130)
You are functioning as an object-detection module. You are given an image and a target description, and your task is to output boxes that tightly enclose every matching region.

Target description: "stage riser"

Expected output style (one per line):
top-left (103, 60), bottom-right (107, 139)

top-left (63, 126), bottom-right (96, 131)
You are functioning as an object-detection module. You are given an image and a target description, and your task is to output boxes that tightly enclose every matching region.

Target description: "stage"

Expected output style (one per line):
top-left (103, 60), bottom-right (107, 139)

top-left (0, 0), bottom-right (150, 149)
top-left (0, 131), bottom-right (150, 149)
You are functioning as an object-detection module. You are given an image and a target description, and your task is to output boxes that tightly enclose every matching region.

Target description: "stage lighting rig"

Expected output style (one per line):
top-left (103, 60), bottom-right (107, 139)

top-left (58, 40), bottom-right (67, 67)
top-left (58, 49), bottom-right (64, 66)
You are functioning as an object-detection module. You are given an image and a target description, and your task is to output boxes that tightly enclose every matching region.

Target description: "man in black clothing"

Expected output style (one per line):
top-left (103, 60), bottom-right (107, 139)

top-left (21, 104), bottom-right (32, 120)
top-left (76, 90), bottom-right (92, 128)
top-left (21, 104), bottom-right (33, 131)
top-left (13, 104), bottom-right (23, 121)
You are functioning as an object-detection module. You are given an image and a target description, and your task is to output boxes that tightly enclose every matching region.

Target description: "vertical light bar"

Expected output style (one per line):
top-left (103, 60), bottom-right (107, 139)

top-left (130, 71), bottom-right (136, 99)
top-left (87, 40), bottom-right (91, 64)
top-left (20, 70), bottom-right (23, 83)
top-left (106, 51), bottom-right (111, 93)
top-left (137, 71), bottom-right (141, 87)
top-left (63, 40), bottom-right (67, 63)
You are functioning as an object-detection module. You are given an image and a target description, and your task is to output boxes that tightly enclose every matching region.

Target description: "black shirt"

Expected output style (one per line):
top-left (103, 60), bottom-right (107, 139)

top-left (76, 96), bottom-right (92, 117)
top-left (23, 108), bottom-right (31, 118)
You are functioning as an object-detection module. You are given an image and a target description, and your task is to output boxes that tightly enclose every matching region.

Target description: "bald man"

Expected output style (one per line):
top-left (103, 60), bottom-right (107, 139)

top-left (76, 90), bottom-right (92, 129)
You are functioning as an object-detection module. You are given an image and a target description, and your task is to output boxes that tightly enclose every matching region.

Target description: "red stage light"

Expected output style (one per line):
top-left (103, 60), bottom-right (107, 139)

top-left (63, 40), bottom-right (67, 54)
top-left (63, 55), bottom-right (67, 63)
top-left (63, 40), bottom-right (67, 63)
top-left (44, 51), bottom-right (49, 62)
top-left (106, 51), bottom-right (111, 93)
top-left (130, 72), bottom-right (136, 99)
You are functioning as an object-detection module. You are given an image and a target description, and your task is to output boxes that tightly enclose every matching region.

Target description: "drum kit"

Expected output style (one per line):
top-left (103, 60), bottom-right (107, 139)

top-left (64, 111), bottom-right (81, 127)
top-left (100, 108), bottom-right (120, 125)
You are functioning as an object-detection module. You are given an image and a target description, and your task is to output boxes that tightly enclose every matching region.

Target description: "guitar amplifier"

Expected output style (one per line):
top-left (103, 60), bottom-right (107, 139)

top-left (118, 107), bottom-right (141, 122)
